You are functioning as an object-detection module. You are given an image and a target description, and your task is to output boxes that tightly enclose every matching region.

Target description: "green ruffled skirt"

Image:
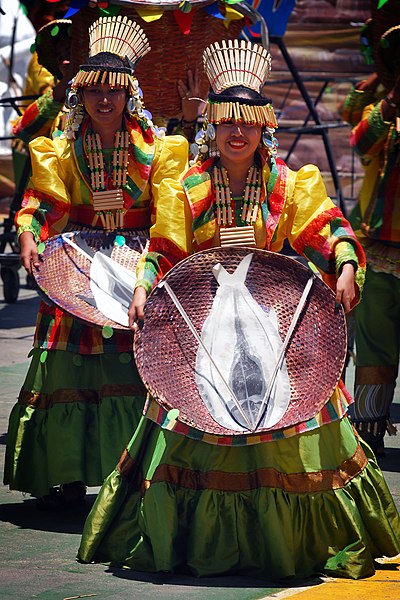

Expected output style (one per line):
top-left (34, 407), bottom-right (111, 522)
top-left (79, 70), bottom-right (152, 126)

top-left (78, 414), bottom-right (400, 580)
top-left (4, 348), bottom-right (146, 497)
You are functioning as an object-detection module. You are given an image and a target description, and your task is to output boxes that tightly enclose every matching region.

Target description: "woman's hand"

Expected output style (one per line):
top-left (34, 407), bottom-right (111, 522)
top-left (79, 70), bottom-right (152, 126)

top-left (177, 68), bottom-right (203, 123)
top-left (53, 61), bottom-right (76, 104)
top-left (19, 231), bottom-right (40, 275)
top-left (336, 263), bottom-right (356, 313)
top-left (128, 286), bottom-right (148, 331)
top-left (356, 72), bottom-right (380, 92)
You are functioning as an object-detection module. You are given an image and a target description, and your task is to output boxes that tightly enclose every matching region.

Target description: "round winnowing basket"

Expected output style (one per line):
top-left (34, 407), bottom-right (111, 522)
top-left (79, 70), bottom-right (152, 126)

top-left (32, 230), bottom-right (148, 330)
top-left (134, 248), bottom-right (347, 440)
top-left (69, 1), bottom-right (244, 118)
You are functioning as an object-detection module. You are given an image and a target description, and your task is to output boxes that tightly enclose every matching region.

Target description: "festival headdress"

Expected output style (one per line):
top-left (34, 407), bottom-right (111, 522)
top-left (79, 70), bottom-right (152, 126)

top-left (71, 15), bottom-right (150, 96)
top-left (202, 40), bottom-right (277, 128)
top-left (192, 40), bottom-right (278, 164)
top-left (65, 15), bottom-right (154, 139)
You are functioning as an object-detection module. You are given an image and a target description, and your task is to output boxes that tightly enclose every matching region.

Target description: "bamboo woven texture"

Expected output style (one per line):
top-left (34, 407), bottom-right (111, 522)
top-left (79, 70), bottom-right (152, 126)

top-left (134, 248), bottom-right (347, 436)
top-left (70, 4), bottom-right (244, 117)
top-left (33, 230), bottom-right (148, 330)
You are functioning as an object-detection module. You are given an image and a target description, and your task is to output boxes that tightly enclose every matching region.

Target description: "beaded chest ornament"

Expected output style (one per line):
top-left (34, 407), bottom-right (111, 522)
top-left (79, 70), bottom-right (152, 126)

top-left (87, 131), bottom-right (129, 230)
top-left (213, 165), bottom-right (262, 247)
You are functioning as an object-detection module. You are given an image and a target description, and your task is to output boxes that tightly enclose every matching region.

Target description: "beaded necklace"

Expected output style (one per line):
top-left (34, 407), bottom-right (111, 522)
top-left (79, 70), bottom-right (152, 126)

top-left (86, 130), bottom-right (130, 230)
top-left (213, 165), bottom-right (262, 247)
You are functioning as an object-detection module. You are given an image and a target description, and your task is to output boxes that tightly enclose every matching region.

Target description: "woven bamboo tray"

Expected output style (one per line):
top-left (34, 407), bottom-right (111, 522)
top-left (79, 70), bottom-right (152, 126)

top-left (33, 230), bottom-right (148, 330)
top-left (134, 248), bottom-right (347, 437)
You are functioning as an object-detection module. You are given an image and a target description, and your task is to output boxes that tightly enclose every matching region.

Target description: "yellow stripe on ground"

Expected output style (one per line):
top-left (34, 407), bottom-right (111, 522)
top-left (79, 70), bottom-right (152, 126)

top-left (262, 561), bottom-right (400, 600)
top-left (263, 556), bottom-right (400, 600)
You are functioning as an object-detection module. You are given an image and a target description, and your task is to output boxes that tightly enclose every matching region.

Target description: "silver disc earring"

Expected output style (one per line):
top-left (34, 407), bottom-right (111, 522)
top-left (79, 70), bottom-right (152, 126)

top-left (262, 128), bottom-right (279, 156)
top-left (66, 88), bottom-right (79, 109)
top-left (126, 97), bottom-right (136, 114)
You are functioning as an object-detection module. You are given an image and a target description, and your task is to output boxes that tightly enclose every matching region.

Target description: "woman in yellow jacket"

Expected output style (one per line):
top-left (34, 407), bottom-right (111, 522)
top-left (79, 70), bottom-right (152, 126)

top-left (3, 16), bottom-right (188, 508)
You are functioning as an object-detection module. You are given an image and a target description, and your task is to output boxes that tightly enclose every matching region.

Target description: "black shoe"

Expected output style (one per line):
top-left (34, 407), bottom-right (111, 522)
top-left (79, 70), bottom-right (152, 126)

top-left (370, 440), bottom-right (386, 458)
top-left (37, 481), bottom-right (86, 511)
top-left (37, 487), bottom-right (65, 511)
top-left (60, 481), bottom-right (87, 504)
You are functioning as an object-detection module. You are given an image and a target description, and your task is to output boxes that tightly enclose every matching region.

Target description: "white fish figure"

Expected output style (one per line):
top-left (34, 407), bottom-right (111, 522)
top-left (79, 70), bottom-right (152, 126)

top-left (195, 253), bottom-right (291, 432)
top-left (61, 233), bottom-right (136, 327)
top-left (89, 251), bottom-right (136, 327)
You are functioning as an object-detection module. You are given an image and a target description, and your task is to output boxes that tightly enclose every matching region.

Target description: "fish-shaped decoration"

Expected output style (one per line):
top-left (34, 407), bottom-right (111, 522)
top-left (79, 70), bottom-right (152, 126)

top-left (88, 250), bottom-right (136, 327)
top-left (62, 233), bottom-right (136, 327)
top-left (195, 253), bottom-right (291, 431)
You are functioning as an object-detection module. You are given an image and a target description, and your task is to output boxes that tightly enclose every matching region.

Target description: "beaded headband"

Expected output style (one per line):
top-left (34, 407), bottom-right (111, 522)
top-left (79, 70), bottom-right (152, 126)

top-left (202, 40), bottom-right (277, 128)
top-left (71, 15), bottom-right (150, 95)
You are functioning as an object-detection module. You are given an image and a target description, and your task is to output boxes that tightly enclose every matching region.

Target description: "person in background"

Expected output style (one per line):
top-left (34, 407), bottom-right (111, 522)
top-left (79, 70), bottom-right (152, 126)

top-left (13, 18), bottom-right (73, 142)
top-left (10, 18), bottom-right (73, 233)
top-left (341, 23), bottom-right (400, 457)
top-left (17, 0), bottom-right (70, 112)
top-left (338, 18), bottom-right (384, 385)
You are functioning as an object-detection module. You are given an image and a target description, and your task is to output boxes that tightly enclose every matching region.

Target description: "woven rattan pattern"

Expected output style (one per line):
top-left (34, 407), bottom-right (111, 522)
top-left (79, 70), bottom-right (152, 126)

top-left (70, 5), bottom-right (244, 118)
top-left (134, 248), bottom-right (347, 435)
top-left (33, 230), bottom-right (148, 330)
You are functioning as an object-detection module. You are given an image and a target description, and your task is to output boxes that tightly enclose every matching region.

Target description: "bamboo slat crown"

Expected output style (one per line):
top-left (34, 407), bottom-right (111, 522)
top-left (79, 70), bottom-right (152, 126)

top-left (88, 15), bottom-right (150, 64)
top-left (203, 39), bottom-right (271, 94)
top-left (70, 16), bottom-right (151, 96)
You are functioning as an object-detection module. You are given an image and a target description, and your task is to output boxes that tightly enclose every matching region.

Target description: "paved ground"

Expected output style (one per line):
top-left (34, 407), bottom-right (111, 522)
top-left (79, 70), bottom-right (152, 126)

top-left (0, 272), bottom-right (399, 600)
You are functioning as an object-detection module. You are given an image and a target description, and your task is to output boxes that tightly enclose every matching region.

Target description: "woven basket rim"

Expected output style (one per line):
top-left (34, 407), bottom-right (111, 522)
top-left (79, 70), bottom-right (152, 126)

top-left (33, 231), bottom-right (147, 330)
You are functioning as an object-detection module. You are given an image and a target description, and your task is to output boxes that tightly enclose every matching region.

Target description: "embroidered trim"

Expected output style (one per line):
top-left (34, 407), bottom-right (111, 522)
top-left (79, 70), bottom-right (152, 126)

top-left (117, 443), bottom-right (368, 493)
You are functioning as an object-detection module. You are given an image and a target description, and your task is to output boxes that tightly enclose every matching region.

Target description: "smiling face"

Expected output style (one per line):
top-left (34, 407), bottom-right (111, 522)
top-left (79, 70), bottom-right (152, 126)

top-left (82, 84), bottom-right (127, 133)
top-left (216, 121), bottom-right (262, 166)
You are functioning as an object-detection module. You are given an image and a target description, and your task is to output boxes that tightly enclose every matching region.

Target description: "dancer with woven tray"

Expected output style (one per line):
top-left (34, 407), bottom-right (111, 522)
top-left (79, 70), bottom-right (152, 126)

top-left (3, 15), bottom-right (188, 509)
top-left (340, 6), bottom-right (400, 457)
top-left (78, 40), bottom-right (400, 578)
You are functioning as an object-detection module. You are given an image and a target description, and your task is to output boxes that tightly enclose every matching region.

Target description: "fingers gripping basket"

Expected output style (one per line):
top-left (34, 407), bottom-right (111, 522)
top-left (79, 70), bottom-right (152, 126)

top-left (134, 248), bottom-right (347, 443)
top-left (70, 1), bottom-right (244, 118)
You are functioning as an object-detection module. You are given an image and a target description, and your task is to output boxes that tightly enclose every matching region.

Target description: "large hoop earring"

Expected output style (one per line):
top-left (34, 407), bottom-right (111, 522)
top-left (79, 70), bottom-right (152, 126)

top-left (126, 96), bottom-right (136, 115)
top-left (262, 128), bottom-right (279, 156)
top-left (66, 88), bottom-right (79, 109)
